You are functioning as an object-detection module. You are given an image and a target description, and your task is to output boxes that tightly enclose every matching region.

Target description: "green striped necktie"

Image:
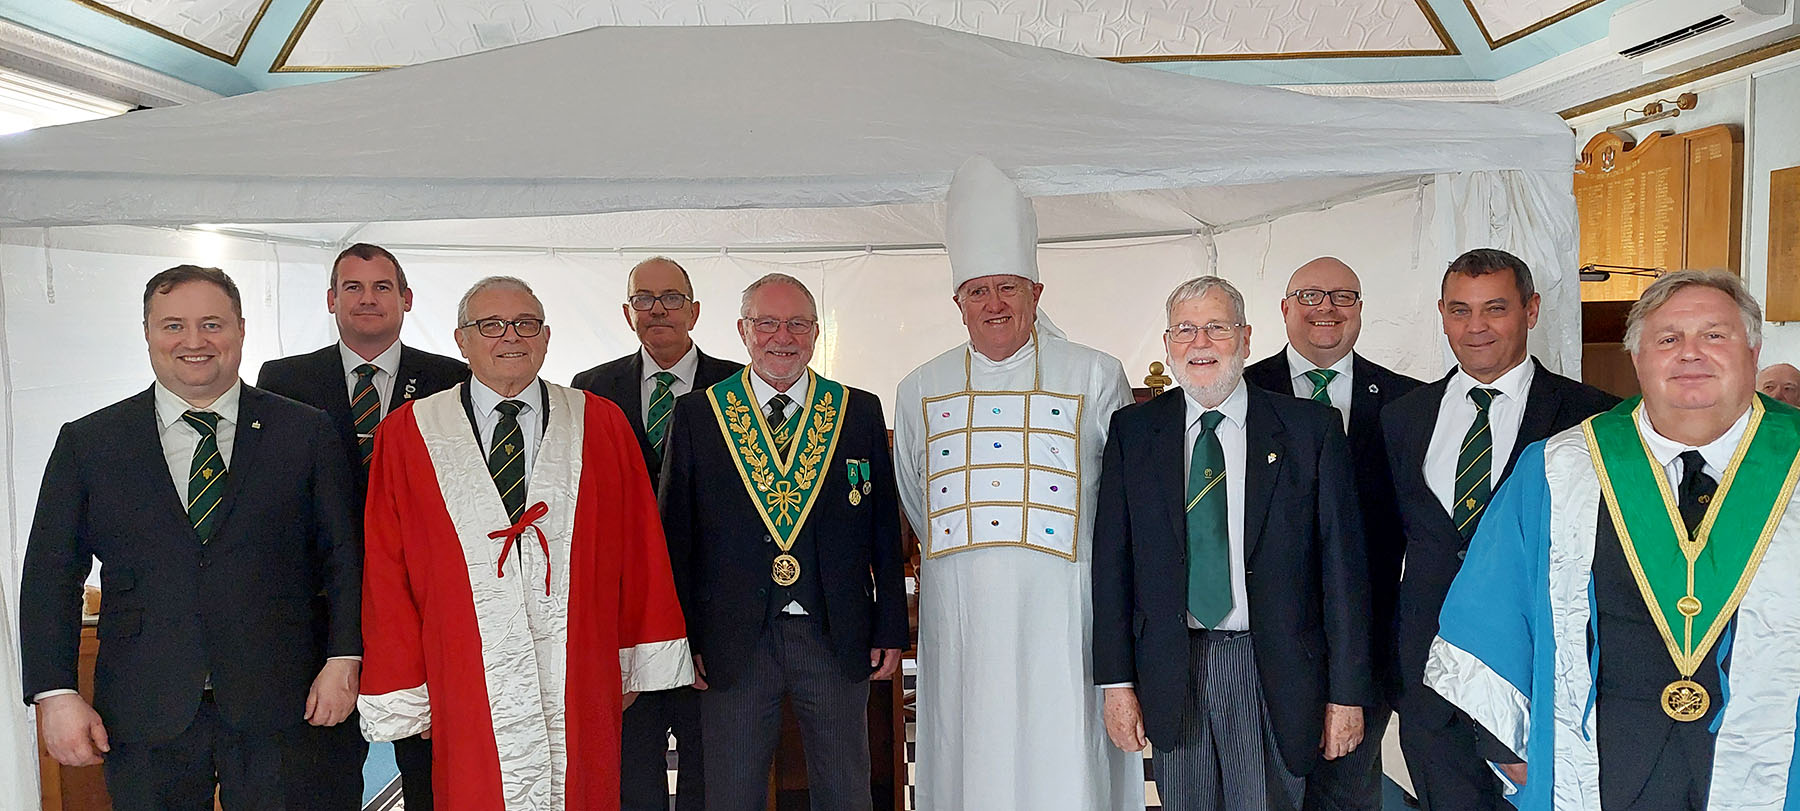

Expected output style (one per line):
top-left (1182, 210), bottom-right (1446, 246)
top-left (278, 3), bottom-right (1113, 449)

top-left (1454, 387), bottom-right (1499, 540)
top-left (767, 393), bottom-right (795, 457)
top-left (1303, 368), bottom-right (1339, 405)
top-left (183, 410), bottom-right (227, 542)
top-left (646, 371), bottom-right (677, 466)
top-left (1185, 410), bottom-right (1232, 627)
top-left (488, 400), bottom-right (527, 523)
top-left (351, 363), bottom-right (381, 469)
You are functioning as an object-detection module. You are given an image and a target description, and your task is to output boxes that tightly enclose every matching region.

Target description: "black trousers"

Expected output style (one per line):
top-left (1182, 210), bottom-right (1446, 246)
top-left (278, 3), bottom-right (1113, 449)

top-left (1396, 696), bottom-right (1510, 811)
top-left (1302, 703), bottom-right (1392, 811)
top-left (393, 734), bottom-right (433, 810)
top-left (103, 694), bottom-right (337, 811)
top-left (621, 687), bottom-right (704, 811)
top-left (282, 715), bottom-right (365, 810)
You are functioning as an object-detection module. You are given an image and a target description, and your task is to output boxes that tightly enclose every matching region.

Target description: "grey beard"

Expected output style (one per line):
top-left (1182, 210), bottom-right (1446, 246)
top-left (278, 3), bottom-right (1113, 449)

top-left (1170, 352), bottom-right (1245, 407)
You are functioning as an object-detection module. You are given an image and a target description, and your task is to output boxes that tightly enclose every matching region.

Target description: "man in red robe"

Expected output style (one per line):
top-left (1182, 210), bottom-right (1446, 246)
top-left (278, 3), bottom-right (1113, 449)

top-left (359, 276), bottom-right (693, 810)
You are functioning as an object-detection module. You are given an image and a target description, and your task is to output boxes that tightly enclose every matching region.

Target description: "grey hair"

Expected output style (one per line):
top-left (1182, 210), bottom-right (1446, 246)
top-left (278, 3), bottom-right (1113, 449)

top-left (625, 256), bottom-right (693, 297)
top-left (1624, 269), bottom-right (1763, 354)
top-left (1165, 276), bottom-right (1247, 325)
top-left (739, 273), bottom-right (818, 318)
top-left (457, 276), bottom-right (543, 325)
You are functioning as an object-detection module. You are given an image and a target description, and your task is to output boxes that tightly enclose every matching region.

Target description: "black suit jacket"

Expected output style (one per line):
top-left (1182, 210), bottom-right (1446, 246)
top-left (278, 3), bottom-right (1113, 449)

top-left (1245, 349), bottom-right (1423, 701)
top-left (659, 377), bottom-right (907, 691)
top-left (1093, 384), bottom-right (1374, 774)
top-left (570, 348), bottom-right (741, 488)
top-left (1382, 358), bottom-right (1618, 723)
top-left (256, 343), bottom-right (468, 498)
top-left (19, 385), bottom-right (360, 742)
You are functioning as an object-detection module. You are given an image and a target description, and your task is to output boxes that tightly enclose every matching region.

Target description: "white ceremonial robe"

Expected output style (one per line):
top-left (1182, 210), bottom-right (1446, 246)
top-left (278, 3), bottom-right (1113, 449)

top-left (1427, 410), bottom-right (1800, 811)
top-left (896, 333), bottom-right (1144, 811)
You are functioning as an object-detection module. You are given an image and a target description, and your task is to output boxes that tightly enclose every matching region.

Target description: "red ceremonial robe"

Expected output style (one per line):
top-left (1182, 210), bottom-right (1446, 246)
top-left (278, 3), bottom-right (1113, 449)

top-left (358, 382), bottom-right (693, 811)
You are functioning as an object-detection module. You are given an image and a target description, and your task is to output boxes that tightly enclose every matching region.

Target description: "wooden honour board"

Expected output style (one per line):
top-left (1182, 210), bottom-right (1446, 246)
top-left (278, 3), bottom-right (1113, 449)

top-left (1771, 166), bottom-right (1800, 322)
top-left (1575, 125), bottom-right (1742, 302)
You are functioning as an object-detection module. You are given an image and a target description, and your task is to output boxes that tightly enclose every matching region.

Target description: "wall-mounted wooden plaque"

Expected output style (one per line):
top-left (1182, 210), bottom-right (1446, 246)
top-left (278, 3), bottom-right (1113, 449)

top-left (1575, 125), bottom-right (1743, 302)
top-left (1771, 166), bottom-right (1800, 322)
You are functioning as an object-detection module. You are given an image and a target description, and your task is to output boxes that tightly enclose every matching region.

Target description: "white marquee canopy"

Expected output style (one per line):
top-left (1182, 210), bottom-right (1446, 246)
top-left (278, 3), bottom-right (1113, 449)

top-left (0, 20), bottom-right (1578, 807)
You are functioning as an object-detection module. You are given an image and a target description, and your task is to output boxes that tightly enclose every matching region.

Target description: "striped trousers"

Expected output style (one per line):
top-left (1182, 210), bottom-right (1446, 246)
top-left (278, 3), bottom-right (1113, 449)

top-left (1154, 630), bottom-right (1305, 811)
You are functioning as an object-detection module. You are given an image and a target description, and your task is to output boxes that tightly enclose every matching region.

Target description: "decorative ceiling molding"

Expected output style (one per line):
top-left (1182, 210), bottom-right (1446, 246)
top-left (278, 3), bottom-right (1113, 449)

top-left (1460, 0), bottom-right (1605, 50)
top-left (0, 17), bottom-right (218, 105)
top-left (64, 0), bottom-right (277, 65)
top-left (271, 0), bottom-right (1458, 73)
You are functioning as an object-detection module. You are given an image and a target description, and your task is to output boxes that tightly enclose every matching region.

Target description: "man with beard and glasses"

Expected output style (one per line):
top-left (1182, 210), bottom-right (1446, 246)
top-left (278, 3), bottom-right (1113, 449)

top-left (572, 256), bottom-right (739, 811)
top-left (258, 242), bottom-right (466, 809)
top-left (1382, 248), bottom-right (1616, 811)
top-left (1427, 270), bottom-right (1800, 810)
top-left (1092, 275), bottom-right (1372, 811)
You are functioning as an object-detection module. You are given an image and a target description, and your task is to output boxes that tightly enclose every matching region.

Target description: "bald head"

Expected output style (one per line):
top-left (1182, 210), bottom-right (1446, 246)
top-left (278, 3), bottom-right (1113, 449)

top-left (1758, 363), bottom-right (1800, 407)
top-left (1280, 257), bottom-right (1364, 368)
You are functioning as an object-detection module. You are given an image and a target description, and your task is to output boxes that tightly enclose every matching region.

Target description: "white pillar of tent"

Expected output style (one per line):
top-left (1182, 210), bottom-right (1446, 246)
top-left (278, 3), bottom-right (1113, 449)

top-left (0, 231), bottom-right (41, 810)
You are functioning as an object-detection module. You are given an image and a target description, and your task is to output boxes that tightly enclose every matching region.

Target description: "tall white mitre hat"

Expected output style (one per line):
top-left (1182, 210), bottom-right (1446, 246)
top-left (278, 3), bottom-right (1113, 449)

top-left (944, 155), bottom-right (1064, 338)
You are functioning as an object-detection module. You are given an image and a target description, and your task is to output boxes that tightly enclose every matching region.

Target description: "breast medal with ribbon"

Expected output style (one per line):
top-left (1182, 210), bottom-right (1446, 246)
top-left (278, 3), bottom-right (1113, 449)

top-left (708, 369), bottom-right (849, 587)
top-left (1583, 395), bottom-right (1800, 721)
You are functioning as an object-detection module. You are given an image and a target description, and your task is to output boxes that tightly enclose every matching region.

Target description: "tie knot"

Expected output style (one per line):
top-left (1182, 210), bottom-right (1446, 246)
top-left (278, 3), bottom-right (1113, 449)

top-left (353, 363), bottom-right (379, 380)
top-left (1199, 410), bottom-right (1225, 434)
top-left (768, 393), bottom-right (793, 418)
top-left (182, 410), bottom-right (220, 434)
top-left (1679, 450), bottom-right (1707, 478)
top-left (652, 371), bottom-right (677, 388)
top-left (496, 400), bottom-right (525, 419)
top-left (1304, 368), bottom-right (1338, 389)
top-left (1468, 387), bottom-right (1497, 410)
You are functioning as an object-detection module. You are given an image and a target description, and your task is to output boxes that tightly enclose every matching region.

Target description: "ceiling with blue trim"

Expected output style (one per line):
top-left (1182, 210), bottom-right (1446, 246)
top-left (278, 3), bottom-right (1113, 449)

top-left (0, 0), bottom-right (1632, 97)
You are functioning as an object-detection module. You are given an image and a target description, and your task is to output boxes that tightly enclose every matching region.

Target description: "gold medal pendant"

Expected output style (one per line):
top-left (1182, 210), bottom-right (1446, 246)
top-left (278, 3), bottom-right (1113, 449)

top-left (1662, 679), bottom-right (1710, 722)
top-left (772, 553), bottom-right (801, 586)
top-left (848, 489), bottom-right (862, 506)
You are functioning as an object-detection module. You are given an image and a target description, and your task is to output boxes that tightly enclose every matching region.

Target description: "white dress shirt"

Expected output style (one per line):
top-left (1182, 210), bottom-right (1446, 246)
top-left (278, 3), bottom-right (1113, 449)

top-left (747, 369), bottom-right (812, 615)
top-left (339, 340), bottom-right (404, 420)
top-left (1182, 379), bottom-right (1251, 632)
top-left (469, 376), bottom-right (546, 491)
top-left (1285, 344), bottom-right (1354, 431)
top-left (1425, 359), bottom-right (1537, 516)
top-left (638, 344), bottom-right (700, 424)
top-left (1638, 403), bottom-right (1749, 486)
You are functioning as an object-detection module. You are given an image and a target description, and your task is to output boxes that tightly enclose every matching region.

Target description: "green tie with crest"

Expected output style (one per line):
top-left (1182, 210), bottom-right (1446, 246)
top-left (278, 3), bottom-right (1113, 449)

top-left (488, 400), bottom-right (527, 522)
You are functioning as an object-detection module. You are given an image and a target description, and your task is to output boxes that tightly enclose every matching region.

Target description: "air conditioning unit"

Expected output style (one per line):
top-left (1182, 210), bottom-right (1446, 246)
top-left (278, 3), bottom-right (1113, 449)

top-left (1610, 0), bottom-right (1800, 75)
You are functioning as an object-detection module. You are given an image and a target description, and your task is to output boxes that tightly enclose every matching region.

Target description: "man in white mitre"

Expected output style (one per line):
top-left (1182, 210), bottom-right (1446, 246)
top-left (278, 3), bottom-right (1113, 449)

top-left (895, 156), bottom-right (1143, 811)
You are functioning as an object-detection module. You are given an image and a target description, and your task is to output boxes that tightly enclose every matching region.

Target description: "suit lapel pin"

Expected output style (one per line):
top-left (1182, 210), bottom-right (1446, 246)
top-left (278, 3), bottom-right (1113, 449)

top-left (404, 379), bottom-right (418, 399)
top-left (1368, 384), bottom-right (1379, 394)
top-left (250, 421), bottom-right (261, 429)
top-left (1267, 452), bottom-right (1277, 464)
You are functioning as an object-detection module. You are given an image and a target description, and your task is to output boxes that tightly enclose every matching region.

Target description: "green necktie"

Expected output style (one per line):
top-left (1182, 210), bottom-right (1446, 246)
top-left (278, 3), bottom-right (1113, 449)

top-left (1185, 410), bottom-right (1232, 627)
top-left (767, 393), bottom-right (795, 457)
top-left (1454, 387), bottom-right (1499, 540)
top-left (1303, 368), bottom-right (1339, 405)
top-left (351, 363), bottom-right (381, 469)
top-left (488, 400), bottom-right (527, 523)
top-left (183, 410), bottom-right (228, 542)
top-left (646, 371), bottom-right (677, 467)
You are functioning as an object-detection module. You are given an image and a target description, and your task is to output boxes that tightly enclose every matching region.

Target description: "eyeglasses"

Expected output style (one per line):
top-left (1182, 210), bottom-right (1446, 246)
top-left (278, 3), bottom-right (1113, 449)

top-left (460, 318), bottom-right (545, 338)
top-left (957, 281), bottom-right (1027, 304)
top-left (627, 292), bottom-right (693, 311)
top-left (1287, 288), bottom-right (1361, 307)
top-left (745, 317), bottom-right (818, 335)
top-left (1165, 322), bottom-right (1243, 344)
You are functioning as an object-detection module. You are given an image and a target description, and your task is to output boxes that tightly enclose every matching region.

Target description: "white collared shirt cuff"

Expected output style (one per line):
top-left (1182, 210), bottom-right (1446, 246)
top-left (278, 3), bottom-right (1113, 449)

top-left (32, 689), bottom-right (79, 703)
